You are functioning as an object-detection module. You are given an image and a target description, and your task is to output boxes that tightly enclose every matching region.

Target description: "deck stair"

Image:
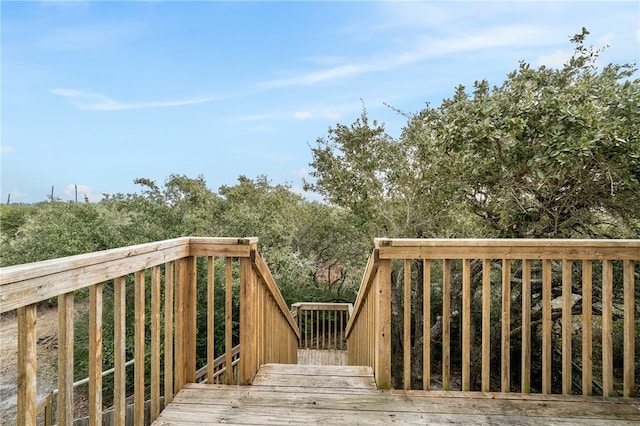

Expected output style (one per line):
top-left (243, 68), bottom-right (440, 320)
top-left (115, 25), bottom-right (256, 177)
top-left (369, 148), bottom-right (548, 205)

top-left (152, 363), bottom-right (640, 425)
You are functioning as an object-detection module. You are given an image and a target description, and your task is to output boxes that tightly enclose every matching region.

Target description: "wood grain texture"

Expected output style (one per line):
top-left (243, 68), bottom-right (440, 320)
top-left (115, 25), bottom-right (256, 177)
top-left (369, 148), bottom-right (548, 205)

top-left (17, 304), bottom-right (37, 426)
top-left (153, 363), bottom-right (640, 426)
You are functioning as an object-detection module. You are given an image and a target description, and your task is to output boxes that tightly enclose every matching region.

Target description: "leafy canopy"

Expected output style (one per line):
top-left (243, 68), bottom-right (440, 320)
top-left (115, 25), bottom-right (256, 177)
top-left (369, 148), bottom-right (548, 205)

top-left (308, 29), bottom-right (640, 238)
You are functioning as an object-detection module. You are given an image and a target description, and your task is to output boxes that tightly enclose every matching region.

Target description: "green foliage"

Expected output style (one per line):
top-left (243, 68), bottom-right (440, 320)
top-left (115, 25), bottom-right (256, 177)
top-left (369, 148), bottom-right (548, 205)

top-left (308, 29), bottom-right (640, 239)
top-left (0, 201), bottom-right (130, 266)
top-left (0, 203), bottom-right (39, 238)
top-left (404, 28), bottom-right (640, 238)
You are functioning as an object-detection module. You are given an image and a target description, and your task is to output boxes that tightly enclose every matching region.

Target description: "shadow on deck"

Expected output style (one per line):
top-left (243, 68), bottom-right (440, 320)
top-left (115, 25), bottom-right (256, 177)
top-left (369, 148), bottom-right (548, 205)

top-left (152, 363), bottom-right (640, 425)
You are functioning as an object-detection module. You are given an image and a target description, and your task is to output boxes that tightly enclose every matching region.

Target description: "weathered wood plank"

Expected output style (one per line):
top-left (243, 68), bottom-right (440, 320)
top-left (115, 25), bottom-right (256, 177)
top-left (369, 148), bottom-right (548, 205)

top-left (482, 258), bottom-right (491, 392)
top-left (375, 238), bottom-right (640, 260)
top-left (403, 258), bottom-right (411, 390)
top-left (542, 259), bottom-right (552, 394)
top-left (602, 259), bottom-right (614, 397)
top-left (1, 238), bottom-right (191, 313)
top-left (423, 259), bottom-right (431, 391)
top-left (164, 262), bottom-right (174, 405)
top-left (88, 283), bottom-right (103, 426)
top-left (256, 364), bottom-right (374, 377)
top-left (462, 259), bottom-right (471, 392)
top-left (375, 258), bottom-right (391, 389)
top-left (582, 259), bottom-right (593, 396)
top-left (250, 250), bottom-right (300, 339)
top-left (207, 257), bottom-right (215, 385)
top-left (239, 256), bottom-right (257, 384)
top-left (113, 277), bottom-right (126, 426)
top-left (297, 349), bottom-right (348, 366)
top-left (623, 259), bottom-right (635, 397)
top-left (134, 270), bottom-right (145, 426)
top-left (501, 258), bottom-right (510, 393)
top-left (562, 259), bottom-right (572, 395)
top-left (17, 304), bottom-right (37, 426)
top-left (521, 259), bottom-right (531, 394)
top-left (153, 381), bottom-right (640, 426)
top-left (442, 259), bottom-right (451, 391)
top-left (224, 257), bottom-right (233, 385)
top-left (151, 266), bottom-right (161, 421)
top-left (57, 292), bottom-right (74, 426)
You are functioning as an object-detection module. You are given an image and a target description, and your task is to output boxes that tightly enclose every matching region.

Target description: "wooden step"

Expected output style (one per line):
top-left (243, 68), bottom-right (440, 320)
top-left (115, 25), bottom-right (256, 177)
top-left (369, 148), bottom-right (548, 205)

top-left (252, 363), bottom-right (377, 390)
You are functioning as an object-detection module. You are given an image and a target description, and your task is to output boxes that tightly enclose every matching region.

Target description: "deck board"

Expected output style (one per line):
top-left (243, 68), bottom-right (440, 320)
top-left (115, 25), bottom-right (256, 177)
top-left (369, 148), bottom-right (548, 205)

top-left (297, 348), bottom-right (348, 365)
top-left (153, 364), bottom-right (640, 425)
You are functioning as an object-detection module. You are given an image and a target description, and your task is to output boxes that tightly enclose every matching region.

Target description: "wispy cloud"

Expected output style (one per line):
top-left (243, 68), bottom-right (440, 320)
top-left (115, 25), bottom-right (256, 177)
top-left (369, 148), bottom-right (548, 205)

top-left (52, 88), bottom-right (221, 111)
top-left (1, 146), bottom-right (16, 154)
top-left (537, 50), bottom-right (573, 68)
top-left (261, 25), bottom-right (551, 88)
top-left (63, 184), bottom-right (101, 202)
top-left (293, 109), bottom-right (342, 120)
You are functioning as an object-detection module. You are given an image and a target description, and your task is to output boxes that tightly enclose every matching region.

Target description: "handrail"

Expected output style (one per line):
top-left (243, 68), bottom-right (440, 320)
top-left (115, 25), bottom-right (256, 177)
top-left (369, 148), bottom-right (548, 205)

top-left (347, 238), bottom-right (639, 395)
top-left (344, 249), bottom-right (379, 338)
top-left (238, 249), bottom-right (300, 384)
top-left (0, 237), bottom-right (299, 426)
top-left (251, 250), bottom-right (300, 340)
top-left (291, 302), bottom-right (352, 351)
top-left (0, 237), bottom-right (257, 313)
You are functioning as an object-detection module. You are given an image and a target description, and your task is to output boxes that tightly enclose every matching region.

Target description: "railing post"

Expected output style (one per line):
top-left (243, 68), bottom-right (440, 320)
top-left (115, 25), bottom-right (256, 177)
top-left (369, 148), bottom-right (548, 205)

top-left (239, 254), bottom-right (258, 384)
top-left (58, 292), bottom-right (75, 426)
top-left (175, 256), bottom-right (197, 390)
top-left (375, 258), bottom-right (391, 389)
top-left (17, 304), bottom-right (37, 426)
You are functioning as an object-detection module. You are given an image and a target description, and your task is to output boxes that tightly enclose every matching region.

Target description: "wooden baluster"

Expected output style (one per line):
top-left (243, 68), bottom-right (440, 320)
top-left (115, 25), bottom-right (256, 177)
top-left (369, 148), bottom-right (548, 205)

top-left (423, 259), bottom-right (431, 391)
top-left (164, 262), bottom-right (175, 404)
top-left (151, 266), bottom-right (161, 420)
top-left (581, 260), bottom-right (592, 396)
top-left (501, 259), bottom-right (511, 393)
top-left (521, 259), bottom-right (531, 394)
top-left (17, 304), bottom-right (37, 426)
top-left (602, 260), bottom-right (613, 396)
top-left (376, 259), bottom-right (392, 389)
top-left (321, 310), bottom-right (325, 350)
top-left (442, 259), bottom-right (451, 391)
top-left (623, 260), bottom-right (635, 397)
top-left (207, 257), bottom-right (215, 384)
top-left (403, 259), bottom-right (411, 390)
top-left (113, 277), bottom-right (126, 426)
top-left (542, 259), bottom-right (552, 394)
top-left (134, 270), bottom-right (145, 426)
top-left (482, 259), bottom-right (491, 392)
top-left (462, 259), bottom-right (471, 391)
top-left (239, 256), bottom-right (257, 384)
top-left (58, 292), bottom-right (74, 426)
top-left (89, 283), bottom-right (103, 426)
top-left (562, 260), bottom-right (572, 395)
top-left (225, 257), bottom-right (233, 384)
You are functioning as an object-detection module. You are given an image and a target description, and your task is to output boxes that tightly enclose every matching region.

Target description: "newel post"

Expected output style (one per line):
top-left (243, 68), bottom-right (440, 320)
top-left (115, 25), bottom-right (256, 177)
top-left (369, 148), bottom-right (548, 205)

top-left (375, 258), bottom-right (392, 389)
top-left (239, 251), bottom-right (258, 384)
top-left (175, 255), bottom-right (197, 390)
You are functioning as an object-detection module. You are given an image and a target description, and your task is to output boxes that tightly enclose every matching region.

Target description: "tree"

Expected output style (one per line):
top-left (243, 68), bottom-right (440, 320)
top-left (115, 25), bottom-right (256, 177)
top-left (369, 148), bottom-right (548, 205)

top-left (308, 29), bottom-right (640, 240)
top-left (307, 28), bottom-right (640, 391)
top-left (404, 28), bottom-right (640, 238)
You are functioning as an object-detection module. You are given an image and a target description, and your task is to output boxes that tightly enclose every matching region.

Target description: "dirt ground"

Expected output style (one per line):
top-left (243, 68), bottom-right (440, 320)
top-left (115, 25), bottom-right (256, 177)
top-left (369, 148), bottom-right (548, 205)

top-left (0, 306), bottom-right (60, 425)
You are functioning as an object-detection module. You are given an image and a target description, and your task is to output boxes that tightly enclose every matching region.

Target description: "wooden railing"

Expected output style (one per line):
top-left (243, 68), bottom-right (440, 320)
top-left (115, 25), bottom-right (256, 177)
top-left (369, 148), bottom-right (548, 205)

top-left (291, 302), bottom-right (353, 350)
top-left (0, 237), bottom-right (299, 426)
top-left (346, 238), bottom-right (639, 395)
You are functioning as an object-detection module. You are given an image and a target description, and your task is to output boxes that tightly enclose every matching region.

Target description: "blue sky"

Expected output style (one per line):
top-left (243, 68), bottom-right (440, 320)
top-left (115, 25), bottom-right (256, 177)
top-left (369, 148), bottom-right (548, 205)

top-left (2, 1), bottom-right (639, 204)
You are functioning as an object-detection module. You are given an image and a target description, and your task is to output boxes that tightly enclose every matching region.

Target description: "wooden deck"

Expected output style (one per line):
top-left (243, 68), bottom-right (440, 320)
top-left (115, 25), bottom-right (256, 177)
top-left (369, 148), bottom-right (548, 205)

top-left (152, 364), bottom-right (640, 425)
top-left (297, 348), bottom-right (348, 365)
